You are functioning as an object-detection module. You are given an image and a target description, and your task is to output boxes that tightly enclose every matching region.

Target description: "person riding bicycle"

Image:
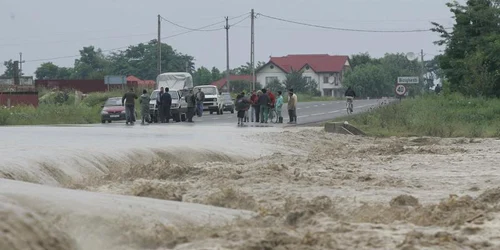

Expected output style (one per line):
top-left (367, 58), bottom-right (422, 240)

top-left (345, 87), bottom-right (356, 112)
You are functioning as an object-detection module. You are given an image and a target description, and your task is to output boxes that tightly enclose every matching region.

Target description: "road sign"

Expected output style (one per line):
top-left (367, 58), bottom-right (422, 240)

top-left (395, 84), bottom-right (407, 96)
top-left (397, 76), bottom-right (419, 84)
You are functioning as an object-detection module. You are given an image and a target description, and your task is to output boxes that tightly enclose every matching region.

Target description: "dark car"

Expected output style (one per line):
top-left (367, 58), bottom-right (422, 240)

top-left (221, 93), bottom-right (234, 113)
top-left (100, 97), bottom-right (136, 123)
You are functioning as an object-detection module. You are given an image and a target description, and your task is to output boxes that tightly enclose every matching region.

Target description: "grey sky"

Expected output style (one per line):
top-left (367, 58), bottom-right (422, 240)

top-left (0, 0), bottom-right (456, 78)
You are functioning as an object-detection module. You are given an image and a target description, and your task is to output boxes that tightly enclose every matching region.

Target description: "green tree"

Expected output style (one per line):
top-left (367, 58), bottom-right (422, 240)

top-left (282, 69), bottom-right (318, 94)
top-left (432, 0), bottom-right (500, 97)
top-left (266, 79), bottom-right (284, 93)
top-left (35, 62), bottom-right (60, 79)
top-left (71, 46), bottom-right (110, 79)
top-left (193, 66), bottom-right (213, 86)
top-left (107, 40), bottom-right (195, 80)
top-left (1, 60), bottom-right (19, 78)
top-left (211, 67), bottom-right (221, 82)
top-left (350, 52), bottom-right (379, 68)
top-left (343, 53), bottom-right (422, 97)
top-left (233, 61), bottom-right (266, 75)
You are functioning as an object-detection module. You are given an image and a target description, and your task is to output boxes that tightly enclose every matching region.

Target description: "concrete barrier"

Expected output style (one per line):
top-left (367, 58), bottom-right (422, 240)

top-left (324, 122), bottom-right (366, 136)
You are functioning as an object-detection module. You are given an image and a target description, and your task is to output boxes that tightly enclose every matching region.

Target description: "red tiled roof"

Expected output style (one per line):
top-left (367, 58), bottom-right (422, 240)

top-left (263, 54), bottom-right (349, 73)
top-left (211, 75), bottom-right (255, 88)
top-left (127, 76), bottom-right (155, 86)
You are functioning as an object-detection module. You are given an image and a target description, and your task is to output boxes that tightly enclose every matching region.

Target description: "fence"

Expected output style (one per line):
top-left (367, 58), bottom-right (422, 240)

top-left (0, 91), bottom-right (39, 107)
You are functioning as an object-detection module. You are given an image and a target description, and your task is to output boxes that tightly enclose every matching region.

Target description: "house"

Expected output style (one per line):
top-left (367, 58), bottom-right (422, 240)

top-left (211, 75), bottom-right (255, 92)
top-left (126, 75), bottom-right (155, 88)
top-left (256, 54), bottom-right (350, 97)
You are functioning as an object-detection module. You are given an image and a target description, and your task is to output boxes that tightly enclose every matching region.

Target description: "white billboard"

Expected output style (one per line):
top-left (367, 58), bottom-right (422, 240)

top-left (397, 76), bottom-right (419, 84)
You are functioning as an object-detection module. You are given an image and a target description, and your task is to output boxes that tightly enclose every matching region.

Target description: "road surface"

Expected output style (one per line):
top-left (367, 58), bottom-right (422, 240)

top-left (108, 99), bottom-right (382, 127)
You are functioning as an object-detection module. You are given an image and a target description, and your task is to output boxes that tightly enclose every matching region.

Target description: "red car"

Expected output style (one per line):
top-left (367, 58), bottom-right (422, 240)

top-left (100, 97), bottom-right (136, 123)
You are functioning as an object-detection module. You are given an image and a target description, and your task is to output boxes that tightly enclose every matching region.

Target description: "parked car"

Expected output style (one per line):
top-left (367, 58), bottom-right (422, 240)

top-left (221, 92), bottom-right (234, 113)
top-left (100, 97), bottom-right (137, 123)
top-left (148, 89), bottom-right (187, 123)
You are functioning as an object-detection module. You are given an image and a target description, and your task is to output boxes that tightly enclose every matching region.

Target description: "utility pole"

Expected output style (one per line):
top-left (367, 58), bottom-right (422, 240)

top-left (250, 9), bottom-right (255, 91)
top-left (19, 52), bottom-right (24, 77)
top-left (185, 61), bottom-right (189, 73)
top-left (225, 16), bottom-right (230, 93)
top-left (13, 61), bottom-right (19, 85)
top-left (157, 15), bottom-right (162, 77)
top-left (420, 49), bottom-right (425, 92)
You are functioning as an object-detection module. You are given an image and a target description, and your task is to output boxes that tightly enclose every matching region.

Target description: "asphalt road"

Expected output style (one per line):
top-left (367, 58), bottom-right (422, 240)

top-left (94, 99), bottom-right (384, 128)
top-left (192, 99), bottom-right (383, 125)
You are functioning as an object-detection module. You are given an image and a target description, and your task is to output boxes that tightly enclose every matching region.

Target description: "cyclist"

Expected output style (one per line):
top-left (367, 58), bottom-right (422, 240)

top-left (344, 87), bottom-right (356, 113)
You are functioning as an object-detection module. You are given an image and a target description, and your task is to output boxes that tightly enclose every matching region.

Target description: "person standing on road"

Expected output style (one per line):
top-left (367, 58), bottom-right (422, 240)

top-left (250, 90), bottom-right (258, 122)
top-left (122, 88), bottom-right (138, 125)
top-left (235, 92), bottom-right (251, 126)
top-left (275, 91), bottom-right (284, 123)
top-left (258, 89), bottom-right (270, 123)
top-left (195, 88), bottom-right (205, 117)
top-left (254, 90), bottom-right (262, 123)
top-left (185, 89), bottom-right (196, 122)
top-left (160, 87), bottom-right (172, 123)
top-left (157, 87), bottom-right (164, 123)
top-left (139, 89), bottom-right (150, 125)
top-left (287, 89), bottom-right (298, 124)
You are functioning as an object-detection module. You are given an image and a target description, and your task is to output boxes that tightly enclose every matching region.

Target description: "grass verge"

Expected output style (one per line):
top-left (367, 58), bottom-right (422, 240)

top-left (0, 89), bottom-right (143, 126)
top-left (333, 94), bottom-right (500, 138)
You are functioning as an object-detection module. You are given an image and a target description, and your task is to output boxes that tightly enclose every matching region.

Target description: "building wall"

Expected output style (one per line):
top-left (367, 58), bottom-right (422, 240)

top-left (0, 92), bottom-right (39, 107)
top-left (256, 64), bottom-right (287, 87)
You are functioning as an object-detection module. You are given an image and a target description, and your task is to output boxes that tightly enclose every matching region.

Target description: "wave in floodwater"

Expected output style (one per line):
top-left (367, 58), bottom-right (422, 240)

top-left (0, 147), bottom-right (243, 188)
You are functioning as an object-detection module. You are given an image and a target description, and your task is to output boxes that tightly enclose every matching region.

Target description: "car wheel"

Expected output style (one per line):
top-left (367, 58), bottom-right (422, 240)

top-left (231, 108), bottom-right (234, 114)
top-left (107, 120), bottom-right (112, 123)
top-left (101, 120), bottom-right (106, 124)
top-left (210, 111), bottom-right (213, 115)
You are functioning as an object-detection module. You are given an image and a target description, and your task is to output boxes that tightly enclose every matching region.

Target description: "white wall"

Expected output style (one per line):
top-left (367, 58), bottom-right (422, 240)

top-left (256, 64), bottom-right (287, 87)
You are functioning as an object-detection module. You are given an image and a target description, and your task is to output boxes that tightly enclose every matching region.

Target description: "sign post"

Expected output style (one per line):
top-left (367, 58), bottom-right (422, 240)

top-left (395, 76), bottom-right (418, 101)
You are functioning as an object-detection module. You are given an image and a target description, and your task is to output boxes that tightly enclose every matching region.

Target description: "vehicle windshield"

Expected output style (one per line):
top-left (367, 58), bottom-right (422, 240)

top-left (222, 95), bottom-right (232, 102)
top-left (150, 90), bottom-right (179, 100)
top-left (194, 87), bottom-right (217, 95)
top-left (104, 98), bottom-right (122, 106)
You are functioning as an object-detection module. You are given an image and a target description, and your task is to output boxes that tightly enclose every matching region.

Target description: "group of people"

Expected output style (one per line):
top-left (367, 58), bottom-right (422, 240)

top-left (235, 88), bottom-right (298, 126)
top-left (122, 87), bottom-right (299, 126)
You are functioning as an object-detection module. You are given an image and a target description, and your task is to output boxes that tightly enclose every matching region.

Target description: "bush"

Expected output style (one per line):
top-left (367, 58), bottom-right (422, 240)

top-left (336, 93), bottom-right (500, 137)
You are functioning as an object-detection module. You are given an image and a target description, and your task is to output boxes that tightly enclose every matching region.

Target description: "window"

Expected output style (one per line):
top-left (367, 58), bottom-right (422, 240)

top-left (304, 76), bottom-right (312, 83)
top-left (323, 76), bottom-right (329, 83)
top-left (266, 76), bottom-right (278, 84)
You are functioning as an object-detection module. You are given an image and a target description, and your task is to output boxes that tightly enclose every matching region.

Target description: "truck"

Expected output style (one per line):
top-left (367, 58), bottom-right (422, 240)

top-left (149, 72), bottom-right (193, 123)
top-left (193, 85), bottom-right (224, 115)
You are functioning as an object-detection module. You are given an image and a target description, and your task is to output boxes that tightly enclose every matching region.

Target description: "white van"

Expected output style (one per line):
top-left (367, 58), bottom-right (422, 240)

top-left (193, 85), bottom-right (223, 115)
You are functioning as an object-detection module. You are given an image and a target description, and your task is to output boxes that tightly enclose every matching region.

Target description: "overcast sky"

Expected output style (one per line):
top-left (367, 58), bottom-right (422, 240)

top-left (0, 0), bottom-right (457, 78)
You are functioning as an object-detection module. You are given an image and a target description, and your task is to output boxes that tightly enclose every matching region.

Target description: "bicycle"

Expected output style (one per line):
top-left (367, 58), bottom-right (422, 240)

top-left (269, 108), bottom-right (279, 123)
top-left (346, 97), bottom-right (354, 114)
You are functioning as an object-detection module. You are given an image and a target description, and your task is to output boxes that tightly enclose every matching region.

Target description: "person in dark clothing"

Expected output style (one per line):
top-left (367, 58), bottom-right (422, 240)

top-left (122, 88), bottom-right (138, 125)
top-left (345, 87), bottom-right (356, 98)
top-left (185, 89), bottom-right (196, 122)
top-left (250, 90), bottom-right (258, 122)
top-left (258, 88), bottom-right (270, 123)
top-left (160, 87), bottom-right (172, 123)
top-left (253, 90), bottom-right (261, 123)
top-left (157, 87), bottom-right (164, 123)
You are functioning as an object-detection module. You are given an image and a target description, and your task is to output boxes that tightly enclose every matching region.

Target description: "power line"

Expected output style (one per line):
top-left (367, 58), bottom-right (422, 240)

top-left (256, 12), bottom-right (452, 33)
top-left (24, 18), bottom-right (234, 63)
top-left (159, 12), bottom-right (249, 32)
top-left (0, 33), bottom-right (157, 47)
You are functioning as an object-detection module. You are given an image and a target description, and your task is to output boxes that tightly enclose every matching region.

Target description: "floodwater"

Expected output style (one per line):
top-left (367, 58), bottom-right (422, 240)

top-left (2, 125), bottom-right (500, 249)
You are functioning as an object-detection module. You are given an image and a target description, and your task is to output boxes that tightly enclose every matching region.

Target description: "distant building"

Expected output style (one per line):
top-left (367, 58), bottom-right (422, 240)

top-left (211, 75), bottom-right (255, 92)
top-left (256, 54), bottom-right (350, 97)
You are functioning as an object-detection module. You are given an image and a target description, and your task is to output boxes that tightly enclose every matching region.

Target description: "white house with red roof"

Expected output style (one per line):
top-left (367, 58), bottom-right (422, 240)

top-left (256, 54), bottom-right (350, 97)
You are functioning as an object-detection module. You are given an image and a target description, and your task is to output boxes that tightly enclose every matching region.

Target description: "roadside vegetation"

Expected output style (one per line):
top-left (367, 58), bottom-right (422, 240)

top-left (335, 94), bottom-right (500, 138)
top-left (0, 89), bottom-right (141, 126)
